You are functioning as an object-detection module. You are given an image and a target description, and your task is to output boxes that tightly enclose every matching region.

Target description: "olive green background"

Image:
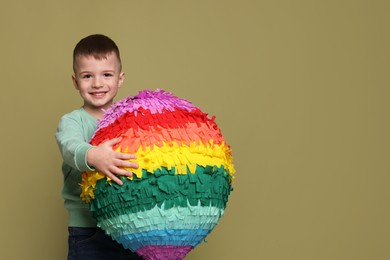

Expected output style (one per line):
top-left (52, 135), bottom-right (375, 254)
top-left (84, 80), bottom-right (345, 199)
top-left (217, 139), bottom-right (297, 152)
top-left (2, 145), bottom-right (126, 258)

top-left (1, 0), bottom-right (389, 259)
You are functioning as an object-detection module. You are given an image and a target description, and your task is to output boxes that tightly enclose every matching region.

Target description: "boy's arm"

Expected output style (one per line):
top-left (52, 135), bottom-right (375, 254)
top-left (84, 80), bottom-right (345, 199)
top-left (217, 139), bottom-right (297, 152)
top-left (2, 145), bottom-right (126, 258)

top-left (56, 115), bottom-right (95, 172)
top-left (56, 115), bottom-right (138, 185)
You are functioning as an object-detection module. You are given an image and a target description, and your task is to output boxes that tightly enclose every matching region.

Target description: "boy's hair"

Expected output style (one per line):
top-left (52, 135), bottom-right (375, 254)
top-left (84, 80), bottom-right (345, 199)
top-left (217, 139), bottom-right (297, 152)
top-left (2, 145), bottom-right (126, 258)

top-left (73, 34), bottom-right (122, 72)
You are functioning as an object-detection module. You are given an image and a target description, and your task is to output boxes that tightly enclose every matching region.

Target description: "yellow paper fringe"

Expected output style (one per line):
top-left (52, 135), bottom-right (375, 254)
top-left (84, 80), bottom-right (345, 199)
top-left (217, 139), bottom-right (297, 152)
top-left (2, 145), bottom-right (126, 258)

top-left (80, 140), bottom-right (235, 202)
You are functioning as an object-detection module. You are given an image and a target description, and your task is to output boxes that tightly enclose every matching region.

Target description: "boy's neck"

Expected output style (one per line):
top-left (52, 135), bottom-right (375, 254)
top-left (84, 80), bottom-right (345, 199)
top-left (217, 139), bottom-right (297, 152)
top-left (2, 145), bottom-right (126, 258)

top-left (83, 106), bottom-right (105, 120)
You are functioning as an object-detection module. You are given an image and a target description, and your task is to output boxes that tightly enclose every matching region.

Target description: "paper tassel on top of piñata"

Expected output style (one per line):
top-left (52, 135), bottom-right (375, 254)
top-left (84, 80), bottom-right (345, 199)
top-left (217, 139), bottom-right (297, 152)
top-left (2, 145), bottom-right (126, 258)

top-left (80, 89), bottom-right (235, 260)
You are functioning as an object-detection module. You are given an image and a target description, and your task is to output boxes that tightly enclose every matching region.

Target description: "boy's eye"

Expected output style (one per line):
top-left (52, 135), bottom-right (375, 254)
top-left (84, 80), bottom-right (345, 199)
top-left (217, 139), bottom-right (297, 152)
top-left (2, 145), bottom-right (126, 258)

top-left (104, 73), bottom-right (113, 77)
top-left (82, 74), bottom-right (92, 79)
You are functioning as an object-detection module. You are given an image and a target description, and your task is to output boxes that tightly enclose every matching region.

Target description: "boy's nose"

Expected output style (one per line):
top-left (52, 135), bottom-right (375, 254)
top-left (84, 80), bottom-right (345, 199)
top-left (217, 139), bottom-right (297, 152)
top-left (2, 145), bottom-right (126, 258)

top-left (92, 77), bottom-right (103, 88)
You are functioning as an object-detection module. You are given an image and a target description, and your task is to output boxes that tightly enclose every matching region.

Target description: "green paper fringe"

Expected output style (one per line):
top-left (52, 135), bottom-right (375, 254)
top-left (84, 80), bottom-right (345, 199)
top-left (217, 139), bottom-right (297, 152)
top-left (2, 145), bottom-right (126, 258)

top-left (98, 202), bottom-right (224, 238)
top-left (90, 165), bottom-right (232, 221)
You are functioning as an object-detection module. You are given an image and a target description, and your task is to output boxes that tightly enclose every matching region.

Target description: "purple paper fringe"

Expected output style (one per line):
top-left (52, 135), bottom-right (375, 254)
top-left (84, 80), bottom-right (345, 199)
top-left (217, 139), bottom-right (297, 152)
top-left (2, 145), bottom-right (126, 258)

top-left (136, 245), bottom-right (193, 260)
top-left (96, 89), bottom-right (198, 133)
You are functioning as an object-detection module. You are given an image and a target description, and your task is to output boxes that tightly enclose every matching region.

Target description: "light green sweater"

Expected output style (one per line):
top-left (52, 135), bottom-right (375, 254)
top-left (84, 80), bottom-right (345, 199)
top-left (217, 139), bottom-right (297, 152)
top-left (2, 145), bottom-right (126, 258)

top-left (55, 107), bottom-right (98, 227)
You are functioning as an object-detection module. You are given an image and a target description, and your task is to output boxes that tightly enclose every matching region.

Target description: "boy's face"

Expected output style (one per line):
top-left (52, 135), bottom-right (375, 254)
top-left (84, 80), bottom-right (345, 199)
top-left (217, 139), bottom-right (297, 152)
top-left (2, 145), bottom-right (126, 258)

top-left (72, 52), bottom-right (124, 118)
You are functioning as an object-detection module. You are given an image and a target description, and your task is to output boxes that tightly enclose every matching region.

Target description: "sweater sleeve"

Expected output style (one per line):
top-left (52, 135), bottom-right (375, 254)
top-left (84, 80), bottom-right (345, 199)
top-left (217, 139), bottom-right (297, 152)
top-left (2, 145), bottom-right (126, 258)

top-left (55, 114), bottom-right (96, 172)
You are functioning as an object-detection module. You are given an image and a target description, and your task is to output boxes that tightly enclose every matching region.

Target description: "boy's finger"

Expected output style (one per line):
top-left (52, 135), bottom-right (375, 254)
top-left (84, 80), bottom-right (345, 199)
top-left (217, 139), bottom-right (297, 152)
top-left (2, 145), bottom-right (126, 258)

top-left (103, 137), bottom-right (122, 146)
top-left (117, 153), bottom-right (137, 160)
top-left (119, 161), bottom-right (139, 169)
top-left (115, 159), bottom-right (134, 168)
top-left (106, 173), bottom-right (123, 186)
top-left (114, 168), bottom-right (133, 177)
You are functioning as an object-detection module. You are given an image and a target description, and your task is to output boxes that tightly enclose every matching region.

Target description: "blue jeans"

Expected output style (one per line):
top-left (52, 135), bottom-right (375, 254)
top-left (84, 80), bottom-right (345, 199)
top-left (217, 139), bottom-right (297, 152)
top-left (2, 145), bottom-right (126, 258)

top-left (68, 227), bottom-right (144, 260)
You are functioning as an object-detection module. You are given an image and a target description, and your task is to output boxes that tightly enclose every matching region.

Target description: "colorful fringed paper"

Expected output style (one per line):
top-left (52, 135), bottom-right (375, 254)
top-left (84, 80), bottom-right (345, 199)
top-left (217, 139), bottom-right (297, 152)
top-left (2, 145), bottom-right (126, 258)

top-left (81, 89), bottom-right (235, 260)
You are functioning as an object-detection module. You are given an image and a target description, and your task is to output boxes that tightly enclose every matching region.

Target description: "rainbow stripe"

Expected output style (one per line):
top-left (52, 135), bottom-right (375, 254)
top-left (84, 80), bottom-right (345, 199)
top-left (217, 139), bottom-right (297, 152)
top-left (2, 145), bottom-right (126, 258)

top-left (81, 89), bottom-right (235, 260)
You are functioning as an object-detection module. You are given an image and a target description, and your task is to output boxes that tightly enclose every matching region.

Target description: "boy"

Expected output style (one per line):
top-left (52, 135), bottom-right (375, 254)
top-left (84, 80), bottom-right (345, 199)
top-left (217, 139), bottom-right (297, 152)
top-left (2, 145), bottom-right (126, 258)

top-left (56, 34), bottom-right (143, 259)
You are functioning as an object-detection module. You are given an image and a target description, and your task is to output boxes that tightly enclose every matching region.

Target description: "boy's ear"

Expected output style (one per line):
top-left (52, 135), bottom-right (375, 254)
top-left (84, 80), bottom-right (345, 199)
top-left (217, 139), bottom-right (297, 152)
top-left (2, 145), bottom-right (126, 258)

top-left (118, 72), bottom-right (125, 88)
top-left (72, 75), bottom-right (79, 90)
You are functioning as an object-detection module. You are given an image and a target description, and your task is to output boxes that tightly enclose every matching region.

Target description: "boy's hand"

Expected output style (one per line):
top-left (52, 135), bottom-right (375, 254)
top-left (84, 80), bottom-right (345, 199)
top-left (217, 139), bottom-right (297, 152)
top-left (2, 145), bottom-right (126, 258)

top-left (87, 137), bottom-right (139, 185)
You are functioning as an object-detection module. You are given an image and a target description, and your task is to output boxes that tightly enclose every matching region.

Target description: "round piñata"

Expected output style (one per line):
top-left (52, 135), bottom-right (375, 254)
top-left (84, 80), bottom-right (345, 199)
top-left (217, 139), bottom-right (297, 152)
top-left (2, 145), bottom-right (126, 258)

top-left (81, 89), bottom-right (235, 260)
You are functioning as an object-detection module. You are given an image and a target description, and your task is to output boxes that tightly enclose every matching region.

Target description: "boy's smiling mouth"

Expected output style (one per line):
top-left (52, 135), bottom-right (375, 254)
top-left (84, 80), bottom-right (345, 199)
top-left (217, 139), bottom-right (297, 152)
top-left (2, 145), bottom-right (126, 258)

top-left (90, 91), bottom-right (108, 97)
